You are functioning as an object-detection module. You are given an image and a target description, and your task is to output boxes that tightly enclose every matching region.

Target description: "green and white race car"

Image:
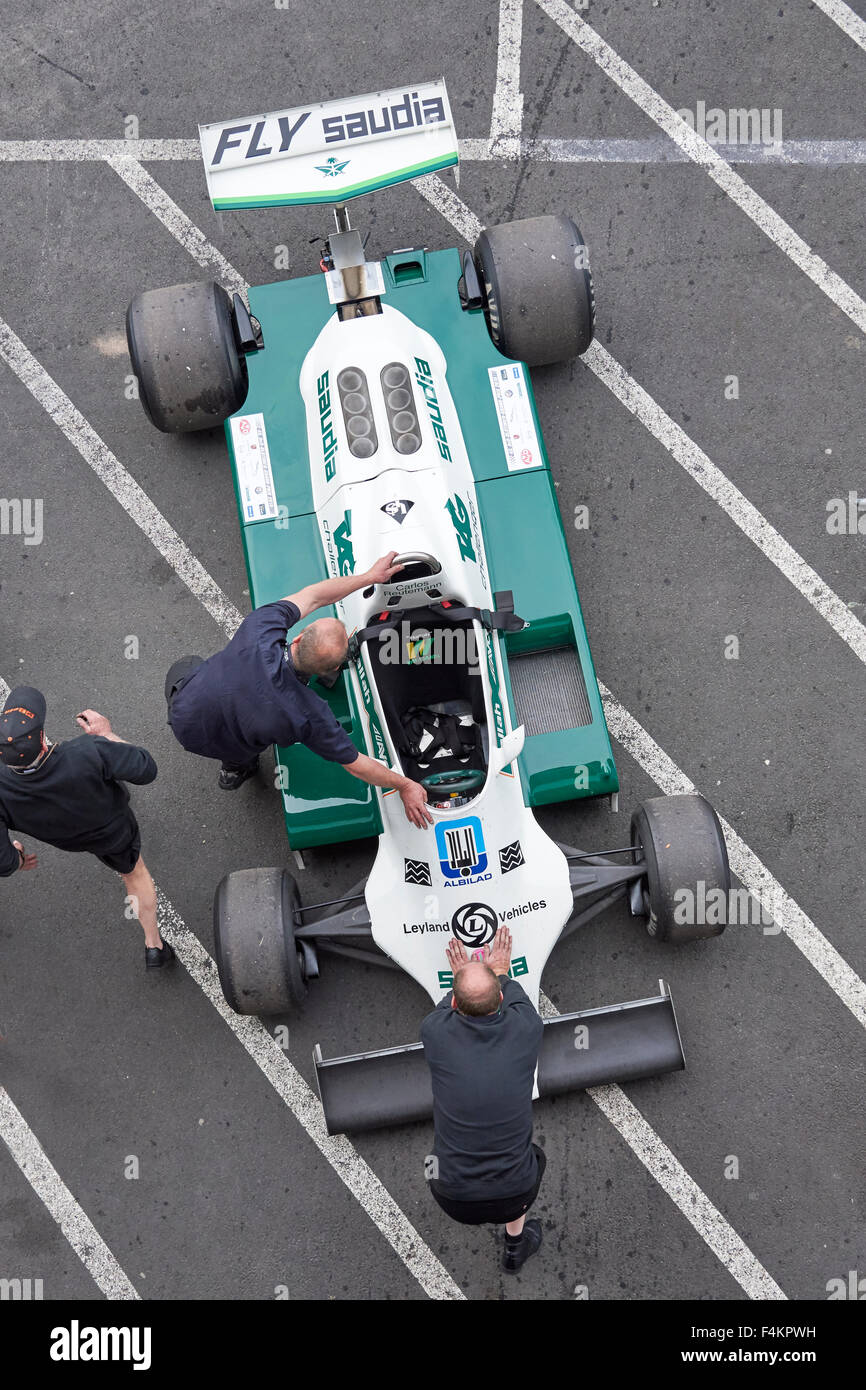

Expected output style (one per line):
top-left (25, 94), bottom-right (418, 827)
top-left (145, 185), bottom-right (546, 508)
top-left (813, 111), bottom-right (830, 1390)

top-left (126, 81), bottom-right (730, 1133)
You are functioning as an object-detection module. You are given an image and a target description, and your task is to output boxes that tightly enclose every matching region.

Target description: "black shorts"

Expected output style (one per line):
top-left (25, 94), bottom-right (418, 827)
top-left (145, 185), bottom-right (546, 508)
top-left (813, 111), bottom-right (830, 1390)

top-left (430, 1144), bottom-right (546, 1226)
top-left (94, 820), bottom-right (142, 875)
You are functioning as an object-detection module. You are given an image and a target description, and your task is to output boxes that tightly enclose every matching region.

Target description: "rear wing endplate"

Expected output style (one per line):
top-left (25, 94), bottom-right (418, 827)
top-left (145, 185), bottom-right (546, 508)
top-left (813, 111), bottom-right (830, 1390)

top-left (198, 79), bottom-right (458, 211)
top-left (314, 981), bottom-right (685, 1135)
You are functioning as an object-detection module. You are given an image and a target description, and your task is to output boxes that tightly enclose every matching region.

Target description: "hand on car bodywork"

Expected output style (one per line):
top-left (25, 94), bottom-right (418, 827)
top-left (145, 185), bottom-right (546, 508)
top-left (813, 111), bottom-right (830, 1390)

top-left (365, 551), bottom-right (404, 587)
top-left (483, 926), bottom-right (512, 977)
top-left (400, 777), bottom-right (433, 827)
top-left (446, 938), bottom-right (471, 977)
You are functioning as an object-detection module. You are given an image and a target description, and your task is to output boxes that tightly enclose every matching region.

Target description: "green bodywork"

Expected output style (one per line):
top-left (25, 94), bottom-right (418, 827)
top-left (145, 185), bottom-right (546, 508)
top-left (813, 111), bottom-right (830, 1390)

top-left (225, 247), bottom-right (618, 848)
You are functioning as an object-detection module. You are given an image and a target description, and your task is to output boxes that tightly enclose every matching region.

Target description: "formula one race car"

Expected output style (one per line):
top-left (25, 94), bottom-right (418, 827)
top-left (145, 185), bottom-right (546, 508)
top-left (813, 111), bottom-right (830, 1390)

top-left (126, 81), bottom-right (730, 1133)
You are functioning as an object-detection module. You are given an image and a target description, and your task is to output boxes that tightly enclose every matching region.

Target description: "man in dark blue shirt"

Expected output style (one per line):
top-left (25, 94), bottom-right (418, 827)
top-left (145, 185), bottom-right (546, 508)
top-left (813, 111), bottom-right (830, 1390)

top-left (421, 926), bottom-right (546, 1273)
top-left (166, 551), bottom-right (432, 827)
top-left (0, 686), bottom-right (173, 970)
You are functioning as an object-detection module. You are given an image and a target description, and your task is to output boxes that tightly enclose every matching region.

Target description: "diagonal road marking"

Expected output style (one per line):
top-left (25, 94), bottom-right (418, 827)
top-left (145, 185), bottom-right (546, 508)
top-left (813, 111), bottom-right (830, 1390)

top-left (4, 175), bottom-right (864, 1036)
top-left (0, 677), bottom-right (462, 1301)
top-left (414, 172), bottom-right (866, 668)
top-left (107, 154), bottom-right (248, 297)
top-left (810, 0), bottom-right (866, 51)
top-left (533, 0), bottom-right (866, 334)
top-left (0, 1086), bottom-right (140, 1300)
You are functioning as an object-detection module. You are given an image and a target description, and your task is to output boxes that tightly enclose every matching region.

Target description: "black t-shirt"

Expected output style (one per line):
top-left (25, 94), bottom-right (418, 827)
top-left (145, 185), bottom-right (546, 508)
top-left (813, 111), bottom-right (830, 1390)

top-left (420, 977), bottom-right (544, 1200)
top-left (0, 736), bottom-right (157, 876)
top-left (169, 600), bottom-right (359, 768)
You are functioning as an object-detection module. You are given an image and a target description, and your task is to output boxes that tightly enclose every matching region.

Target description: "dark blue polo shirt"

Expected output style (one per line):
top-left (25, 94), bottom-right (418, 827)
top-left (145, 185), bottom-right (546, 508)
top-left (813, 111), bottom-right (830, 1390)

top-left (169, 600), bottom-right (359, 768)
top-left (421, 977), bottom-right (544, 1200)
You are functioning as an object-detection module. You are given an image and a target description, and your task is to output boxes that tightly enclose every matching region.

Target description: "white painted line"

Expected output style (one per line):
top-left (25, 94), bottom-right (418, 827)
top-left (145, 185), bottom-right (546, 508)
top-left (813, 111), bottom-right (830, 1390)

top-left (460, 136), bottom-right (866, 165)
top-left (1, 178), bottom-right (854, 1296)
top-left (587, 1082), bottom-right (786, 1298)
top-left (154, 893), bottom-right (464, 1300)
top-left (0, 319), bottom-right (244, 637)
top-left (584, 340), bottom-right (866, 667)
top-left (414, 175), bottom-right (866, 669)
top-left (0, 139), bottom-right (201, 160)
top-left (0, 1086), bottom-right (140, 1300)
top-left (107, 154), bottom-right (248, 298)
top-left (409, 174), bottom-right (866, 1029)
top-left (0, 660), bottom-right (461, 1300)
top-left (534, 0), bottom-right (866, 334)
top-left (490, 0), bottom-right (525, 153)
top-left (3, 136), bottom-right (866, 165)
top-left (534, 992), bottom-right (786, 1297)
top-left (0, 661), bottom-right (783, 1301)
top-left (10, 169), bottom-right (863, 1037)
top-left (811, 0), bottom-right (866, 51)
top-left (599, 680), bottom-right (866, 1032)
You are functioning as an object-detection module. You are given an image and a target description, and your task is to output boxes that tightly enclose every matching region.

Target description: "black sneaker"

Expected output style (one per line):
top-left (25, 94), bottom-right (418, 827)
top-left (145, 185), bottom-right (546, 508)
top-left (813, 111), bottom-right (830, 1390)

top-left (145, 941), bottom-right (175, 970)
top-left (503, 1219), bottom-right (543, 1274)
top-left (218, 758), bottom-right (259, 791)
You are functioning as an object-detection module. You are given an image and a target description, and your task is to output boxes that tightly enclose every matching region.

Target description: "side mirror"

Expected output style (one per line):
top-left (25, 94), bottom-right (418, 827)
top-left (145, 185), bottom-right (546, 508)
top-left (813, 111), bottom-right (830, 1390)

top-left (491, 725), bottom-right (525, 773)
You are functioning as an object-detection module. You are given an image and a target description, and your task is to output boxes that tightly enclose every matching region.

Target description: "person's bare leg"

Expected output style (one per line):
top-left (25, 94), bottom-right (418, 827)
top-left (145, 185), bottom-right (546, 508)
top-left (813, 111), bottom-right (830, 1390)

top-left (121, 857), bottom-right (162, 949)
top-left (505, 1214), bottom-right (526, 1238)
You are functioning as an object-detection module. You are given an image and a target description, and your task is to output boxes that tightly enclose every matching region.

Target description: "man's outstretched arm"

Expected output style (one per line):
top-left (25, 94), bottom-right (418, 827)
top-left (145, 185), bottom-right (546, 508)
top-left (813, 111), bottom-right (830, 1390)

top-left (284, 552), bottom-right (404, 620)
top-left (343, 753), bottom-right (433, 828)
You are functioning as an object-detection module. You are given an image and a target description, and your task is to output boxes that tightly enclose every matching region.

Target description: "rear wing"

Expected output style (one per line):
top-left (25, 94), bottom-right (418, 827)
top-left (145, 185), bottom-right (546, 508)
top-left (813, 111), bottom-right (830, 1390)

top-left (198, 79), bottom-right (458, 211)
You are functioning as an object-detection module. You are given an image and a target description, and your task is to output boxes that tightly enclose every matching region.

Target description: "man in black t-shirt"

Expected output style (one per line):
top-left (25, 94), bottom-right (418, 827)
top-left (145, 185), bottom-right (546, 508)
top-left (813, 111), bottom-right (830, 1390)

top-left (0, 685), bottom-right (173, 970)
top-left (421, 926), bottom-right (546, 1273)
top-left (165, 551), bottom-right (432, 827)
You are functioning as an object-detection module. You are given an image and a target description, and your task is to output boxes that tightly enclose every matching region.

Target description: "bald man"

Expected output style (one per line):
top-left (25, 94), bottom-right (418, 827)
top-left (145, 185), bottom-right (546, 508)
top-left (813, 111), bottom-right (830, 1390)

top-left (420, 927), bottom-right (546, 1273)
top-left (164, 552), bottom-right (432, 827)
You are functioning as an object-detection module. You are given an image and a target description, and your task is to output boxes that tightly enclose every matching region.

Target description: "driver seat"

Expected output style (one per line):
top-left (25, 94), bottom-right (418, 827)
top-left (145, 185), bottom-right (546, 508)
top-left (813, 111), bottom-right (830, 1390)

top-left (363, 603), bottom-right (487, 784)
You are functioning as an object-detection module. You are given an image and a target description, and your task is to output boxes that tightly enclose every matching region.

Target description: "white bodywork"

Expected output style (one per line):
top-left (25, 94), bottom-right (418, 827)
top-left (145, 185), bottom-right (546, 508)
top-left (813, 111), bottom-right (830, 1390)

top-left (299, 307), bottom-right (572, 1006)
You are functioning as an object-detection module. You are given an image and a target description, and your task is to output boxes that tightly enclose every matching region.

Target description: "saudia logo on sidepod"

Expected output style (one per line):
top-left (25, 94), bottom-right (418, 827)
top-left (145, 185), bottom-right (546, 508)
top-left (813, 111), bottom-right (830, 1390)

top-left (414, 358), bottom-right (452, 462)
top-left (317, 371), bottom-right (338, 480)
top-left (435, 817), bottom-right (492, 887)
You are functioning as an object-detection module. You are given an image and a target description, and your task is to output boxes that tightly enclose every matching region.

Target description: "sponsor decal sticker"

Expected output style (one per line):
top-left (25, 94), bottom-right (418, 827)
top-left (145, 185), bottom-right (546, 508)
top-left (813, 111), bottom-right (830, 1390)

top-left (499, 840), bottom-right (525, 873)
top-left (380, 498), bottom-right (414, 524)
top-left (404, 857), bottom-right (432, 886)
top-left (438, 955), bottom-right (528, 989)
top-left (484, 631), bottom-right (507, 748)
top-left (317, 370), bottom-right (338, 481)
top-left (451, 901), bottom-right (498, 947)
top-left (316, 156), bottom-right (350, 178)
top-left (355, 653), bottom-right (391, 766)
top-left (413, 357), bottom-right (453, 461)
top-left (229, 413), bottom-right (278, 523)
top-left (436, 816), bottom-right (489, 884)
top-left (487, 363), bottom-right (542, 471)
top-left (445, 493), bottom-right (476, 563)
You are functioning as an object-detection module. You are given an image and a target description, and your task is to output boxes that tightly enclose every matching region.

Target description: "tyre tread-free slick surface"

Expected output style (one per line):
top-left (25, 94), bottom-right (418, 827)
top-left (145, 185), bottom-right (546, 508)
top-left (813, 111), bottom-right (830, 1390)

top-left (126, 279), bottom-right (248, 432)
top-left (474, 213), bottom-right (595, 366)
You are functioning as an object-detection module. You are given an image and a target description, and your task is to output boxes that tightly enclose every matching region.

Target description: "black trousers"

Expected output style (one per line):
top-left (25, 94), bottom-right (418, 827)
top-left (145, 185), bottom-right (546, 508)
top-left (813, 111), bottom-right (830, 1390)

top-left (164, 656), bottom-right (205, 715)
top-left (430, 1144), bottom-right (546, 1226)
top-left (164, 656), bottom-right (258, 774)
